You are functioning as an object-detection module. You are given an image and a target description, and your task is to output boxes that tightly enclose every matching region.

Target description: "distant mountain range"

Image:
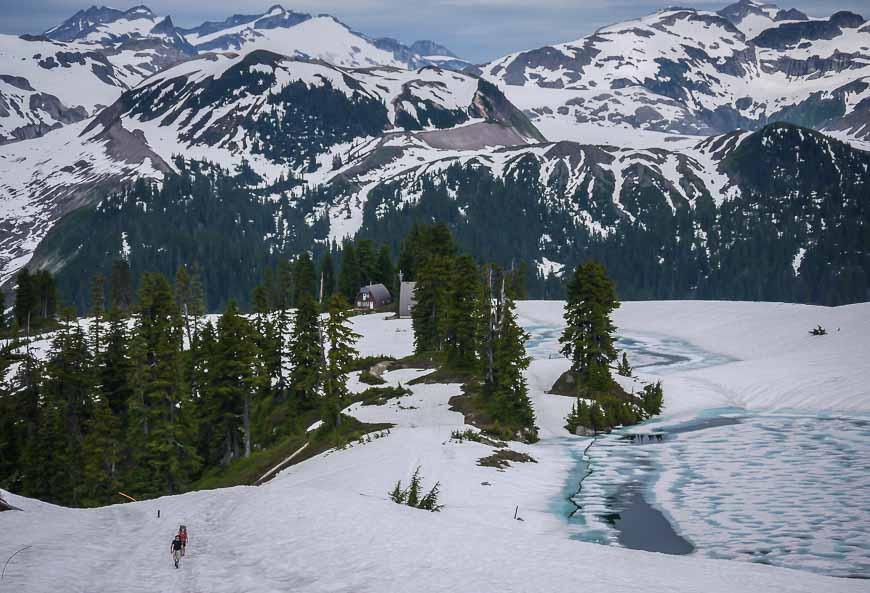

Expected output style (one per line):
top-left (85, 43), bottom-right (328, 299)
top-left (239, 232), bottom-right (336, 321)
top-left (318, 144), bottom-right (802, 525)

top-left (481, 0), bottom-right (870, 148)
top-left (0, 0), bottom-right (867, 306)
top-left (0, 4), bottom-right (470, 144)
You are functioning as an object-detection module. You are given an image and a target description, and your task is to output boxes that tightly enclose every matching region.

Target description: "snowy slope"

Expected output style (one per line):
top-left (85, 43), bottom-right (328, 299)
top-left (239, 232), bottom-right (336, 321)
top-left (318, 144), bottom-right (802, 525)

top-left (0, 118), bottom-right (166, 284)
top-left (44, 5), bottom-right (176, 44)
top-left (181, 5), bottom-right (467, 71)
top-left (0, 34), bottom-right (136, 143)
top-left (0, 6), bottom-right (195, 144)
top-left (481, 1), bottom-right (870, 147)
top-left (1, 302), bottom-right (869, 591)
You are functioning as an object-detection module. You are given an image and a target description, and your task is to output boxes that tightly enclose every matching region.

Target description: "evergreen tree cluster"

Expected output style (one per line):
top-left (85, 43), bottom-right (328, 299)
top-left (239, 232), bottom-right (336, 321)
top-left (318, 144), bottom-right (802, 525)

top-left (406, 224), bottom-right (537, 441)
top-left (559, 261), bottom-right (665, 434)
top-left (0, 261), bottom-right (361, 507)
top-left (11, 268), bottom-right (58, 334)
top-left (565, 394), bottom-right (647, 434)
top-left (560, 261), bottom-right (621, 391)
top-left (389, 466), bottom-right (442, 512)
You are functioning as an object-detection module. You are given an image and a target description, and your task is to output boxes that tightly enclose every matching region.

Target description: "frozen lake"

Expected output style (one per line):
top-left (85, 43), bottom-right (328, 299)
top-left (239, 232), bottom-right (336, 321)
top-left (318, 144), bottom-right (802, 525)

top-left (523, 321), bottom-right (870, 579)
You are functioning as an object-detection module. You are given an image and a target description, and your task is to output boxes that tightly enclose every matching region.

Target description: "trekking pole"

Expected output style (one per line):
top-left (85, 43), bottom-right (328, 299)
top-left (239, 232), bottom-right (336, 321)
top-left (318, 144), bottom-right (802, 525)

top-left (2, 546), bottom-right (31, 581)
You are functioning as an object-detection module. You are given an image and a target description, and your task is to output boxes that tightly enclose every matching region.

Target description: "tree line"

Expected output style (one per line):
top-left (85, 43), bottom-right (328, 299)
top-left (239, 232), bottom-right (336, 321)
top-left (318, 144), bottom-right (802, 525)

top-left (0, 258), bottom-right (362, 507)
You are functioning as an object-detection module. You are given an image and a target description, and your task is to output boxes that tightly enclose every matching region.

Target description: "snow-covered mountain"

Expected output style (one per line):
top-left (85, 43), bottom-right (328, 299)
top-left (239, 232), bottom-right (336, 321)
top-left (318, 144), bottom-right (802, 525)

top-left (0, 4), bottom-right (469, 145)
top-left (0, 49), bottom-right (540, 285)
top-left (179, 4), bottom-right (469, 70)
top-left (481, 0), bottom-right (870, 147)
top-left (0, 1), bottom-right (867, 303)
top-left (44, 4), bottom-right (186, 46)
top-left (0, 6), bottom-right (194, 144)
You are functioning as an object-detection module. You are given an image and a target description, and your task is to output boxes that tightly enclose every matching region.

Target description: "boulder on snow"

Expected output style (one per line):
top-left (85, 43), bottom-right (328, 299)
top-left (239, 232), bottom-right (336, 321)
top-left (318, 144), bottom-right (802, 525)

top-left (0, 494), bottom-right (19, 511)
top-left (573, 425), bottom-right (596, 437)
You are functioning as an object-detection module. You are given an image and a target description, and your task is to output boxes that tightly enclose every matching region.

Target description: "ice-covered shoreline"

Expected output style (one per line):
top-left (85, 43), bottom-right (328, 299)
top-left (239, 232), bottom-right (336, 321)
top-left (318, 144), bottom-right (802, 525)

top-left (2, 301), bottom-right (868, 592)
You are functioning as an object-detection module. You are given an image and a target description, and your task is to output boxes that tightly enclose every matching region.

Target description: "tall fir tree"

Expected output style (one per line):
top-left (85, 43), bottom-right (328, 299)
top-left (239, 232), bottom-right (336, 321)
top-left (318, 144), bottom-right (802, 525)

top-left (338, 242), bottom-right (361, 302)
top-left (14, 268), bottom-right (35, 332)
top-left (375, 244), bottom-right (395, 290)
top-left (444, 254), bottom-right (480, 369)
top-left (288, 294), bottom-right (323, 409)
top-left (412, 254), bottom-right (453, 353)
top-left (356, 239), bottom-right (377, 285)
top-left (293, 253), bottom-right (317, 305)
top-left (109, 259), bottom-right (133, 313)
top-left (129, 273), bottom-right (200, 497)
top-left (322, 294), bottom-right (360, 428)
top-left (489, 294), bottom-right (536, 439)
top-left (319, 251), bottom-right (336, 301)
top-left (40, 313), bottom-right (94, 505)
top-left (213, 301), bottom-right (259, 459)
top-left (89, 274), bottom-right (106, 356)
top-left (81, 392), bottom-right (121, 507)
top-left (559, 261), bottom-right (620, 390)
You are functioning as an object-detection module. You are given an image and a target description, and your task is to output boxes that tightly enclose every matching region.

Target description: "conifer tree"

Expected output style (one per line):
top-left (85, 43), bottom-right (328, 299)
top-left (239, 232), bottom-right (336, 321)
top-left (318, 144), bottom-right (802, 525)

top-left (40, 313), bottom-right (93, 505)
top-left (412, 254), bottom-right (452, 353)
top-left (641, 381), bottom-right (664, 417)
top-left (293, 253), bottom-right (317, 305)
top-left (81, 393), bottom-right (121, 507)
top-left (89, 274), bottom-right (106, 356)
top-left (444, 254), bottom-right (480, 369)
top-left (322, 294), bottom-right (360, 427)
top-left (277, 259), bottom-right (294, 310)
top-left (490, 294), bottom-right (536, 439)
top-left (15, 352), bottom-right (48, 499)
top-left (288, 294), bottom-right (323, 409)
top-left (319, 251), bottom-right (336, 300)
top-left (110, 260), bottom-right (133, 313)
top-left (14, 268), bottom-right (35, 332)
top-left (589, 403), bottom-right (605, 432)
top-left (214, 301), bottom-right (259, 459)
top-left (338, 243), bottom-right (361, 302)
top-left (129, 273), bottom-right (200, 497)
top-left (477, 265), bottom-right (497, 385)
top-left (398, 223), bottom-right (423, 281)
top-left (618, 352), bottom-right (632, 377)
top-left (174, 265), bottom-right (205, 345)
top-left (101, 306), bottom-right (132, 416)
top-left (560, 261), bottom-right (620, 390)
top-left (192, 321), bottom-right (222, 466)
top-left (566, 398), bottom-right (593, 433)
top-left (375, 244), bottom-right (395, 289)
top-left (356, 239), bottom-right (377, 285)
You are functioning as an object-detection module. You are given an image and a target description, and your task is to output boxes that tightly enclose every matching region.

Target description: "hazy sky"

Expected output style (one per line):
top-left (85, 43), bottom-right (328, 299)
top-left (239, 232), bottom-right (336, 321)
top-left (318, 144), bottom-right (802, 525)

top-left (0, 0), bottom-right (865, 62)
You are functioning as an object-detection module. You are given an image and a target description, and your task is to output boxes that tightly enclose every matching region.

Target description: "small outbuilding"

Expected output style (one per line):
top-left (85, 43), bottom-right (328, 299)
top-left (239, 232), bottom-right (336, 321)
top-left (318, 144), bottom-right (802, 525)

top-left (398, 281), bottom-right (417, 318)
top-left (355, 283), bottom-right (392, 310)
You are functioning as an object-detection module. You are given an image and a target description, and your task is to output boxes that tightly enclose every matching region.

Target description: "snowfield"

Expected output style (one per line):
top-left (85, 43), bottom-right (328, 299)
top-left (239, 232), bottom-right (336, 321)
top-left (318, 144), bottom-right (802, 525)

top-left (2, 300), bottom-right (869, 591)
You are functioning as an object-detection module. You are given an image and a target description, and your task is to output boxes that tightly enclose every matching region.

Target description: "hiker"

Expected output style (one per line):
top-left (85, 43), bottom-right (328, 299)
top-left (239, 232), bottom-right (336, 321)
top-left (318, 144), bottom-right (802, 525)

top-left (170, 534), bottom-right (184, 568)
top-left (178, 525), bottom-right (188, 556)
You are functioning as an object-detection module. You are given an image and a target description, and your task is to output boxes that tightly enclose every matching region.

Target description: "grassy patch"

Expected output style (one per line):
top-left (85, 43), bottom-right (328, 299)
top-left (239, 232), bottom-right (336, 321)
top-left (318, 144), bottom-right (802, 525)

top-left (358, 385), bottom-right (412, 406)
top-left (192, 433), bottom-right (308, 491)
top-left (191, 415), bottom-right (393, 491)
top-left (448, 382), bottom-right (539, 444)
top-left (389, 351), bottom-right (445, 371)
top-left (348, 355), bottom-right (395, 373)
top-left (449, 429), bottom-right (506, 448)
top-left (549, 369), bottom-right (633, 402)
top-left (478, 450), bottom-right (537, 470)
top-left (407, 366), bottom-right (478, 385)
